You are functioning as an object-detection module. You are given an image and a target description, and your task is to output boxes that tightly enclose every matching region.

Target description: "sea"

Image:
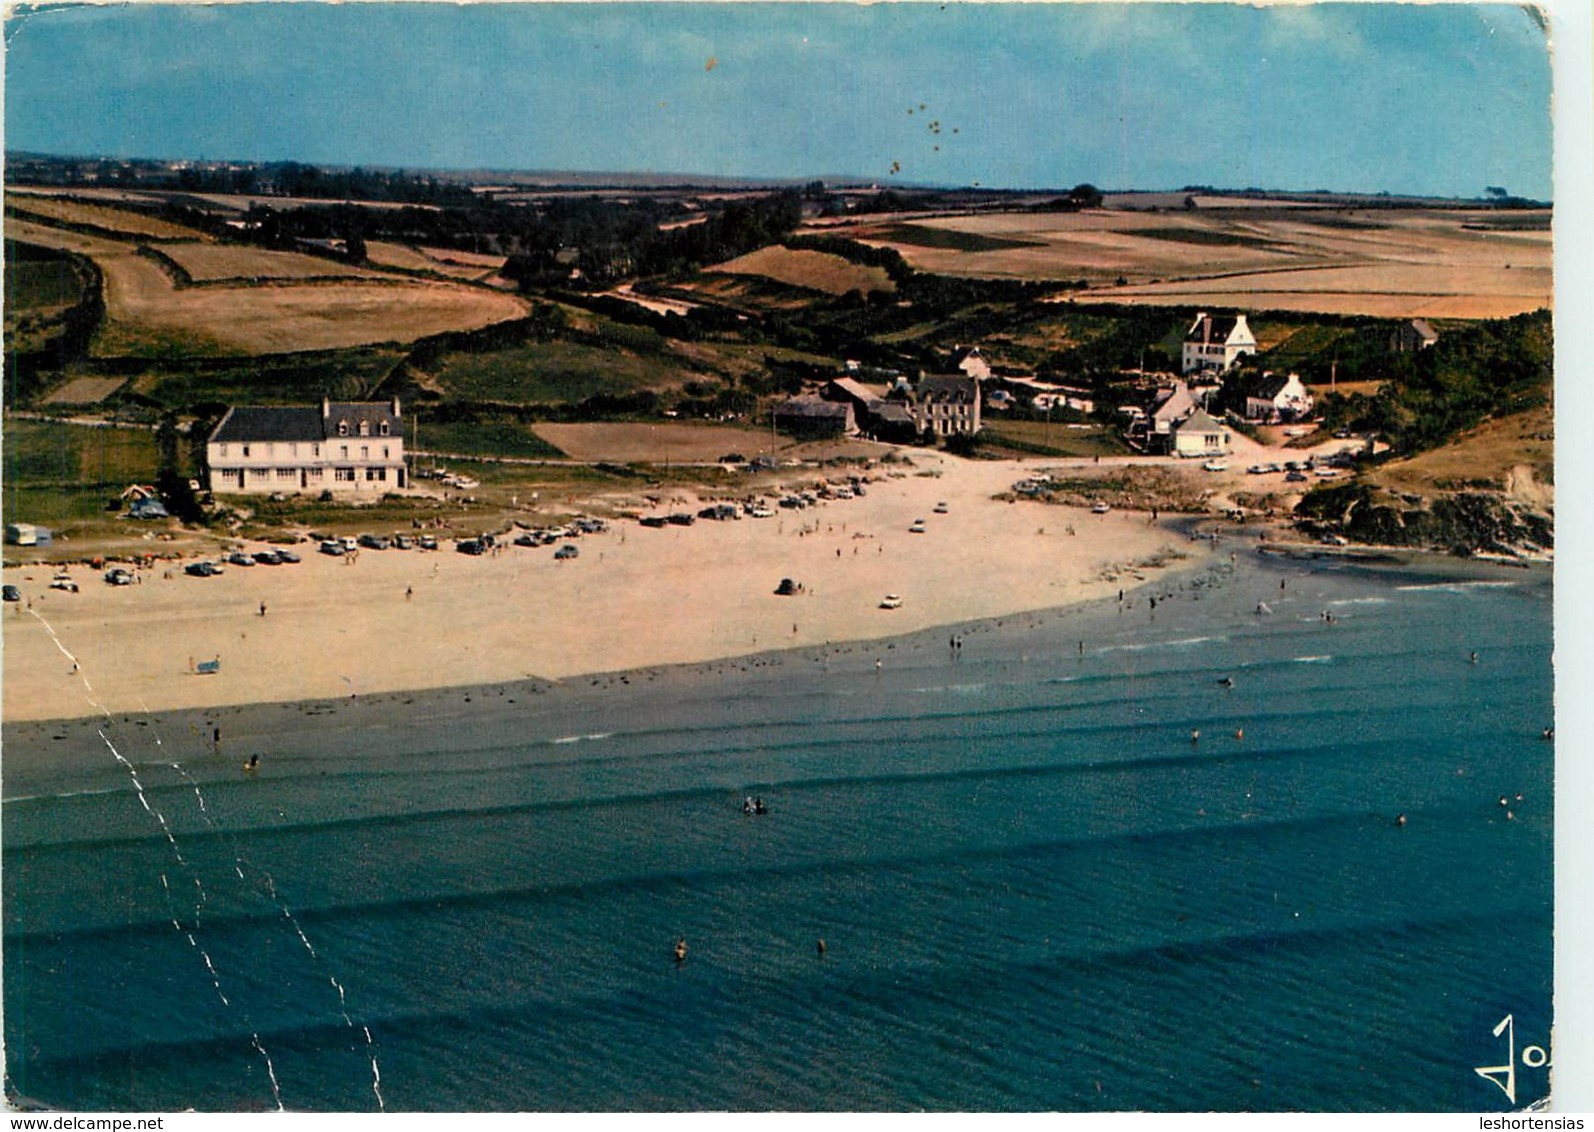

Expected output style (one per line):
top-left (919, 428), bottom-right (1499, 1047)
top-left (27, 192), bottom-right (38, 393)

top-left (1, 543), bottom-right (1556, 1112)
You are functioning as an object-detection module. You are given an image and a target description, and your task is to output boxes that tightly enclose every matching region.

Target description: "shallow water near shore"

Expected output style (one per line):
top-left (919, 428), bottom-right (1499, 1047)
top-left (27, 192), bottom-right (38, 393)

top-left (2, 545), bottom-right (1554, 1111)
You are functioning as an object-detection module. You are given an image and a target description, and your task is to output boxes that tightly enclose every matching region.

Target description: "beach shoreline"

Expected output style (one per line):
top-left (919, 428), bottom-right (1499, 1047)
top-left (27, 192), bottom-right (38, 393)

top-left (2, 455), bottom-right (1215, 726)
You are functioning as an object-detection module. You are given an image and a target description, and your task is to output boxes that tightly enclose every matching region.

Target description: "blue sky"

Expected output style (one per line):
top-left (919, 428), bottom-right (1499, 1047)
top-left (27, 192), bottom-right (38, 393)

top-left (2, 1), bottom-right (1554, 198)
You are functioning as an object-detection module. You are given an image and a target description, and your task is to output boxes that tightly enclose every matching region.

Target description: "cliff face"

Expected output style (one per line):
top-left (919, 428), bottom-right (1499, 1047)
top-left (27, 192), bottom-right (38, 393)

top-left (1294, 480), bottom-right (1553, 558)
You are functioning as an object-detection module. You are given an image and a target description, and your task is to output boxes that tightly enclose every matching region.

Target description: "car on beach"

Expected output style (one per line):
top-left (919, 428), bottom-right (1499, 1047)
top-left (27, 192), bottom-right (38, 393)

top-left (748, 506), bottom-right (776, 519)
top-left (357, 534), bottom-right (389, 550)
top-left (417, 535), bottom-right (438, 551)
top-left (1091, 502), bottom-right (1111, 514)
top-left (1285, 471), bottom-right (1309, 483)
top-left (225, 551), bottom-right (256, 568)
top-left (1202, 461), bottom-right (1228, 472)
top-left (3, 585), bottom-right (20, 602)
top-left (252, 550), bottom-right (283, 566)
top-left (456, 539), bottom-right (486, 555)
top-left (909, 519), bottom-right (927, 533)
top-left (185, 561), bottom-right (224, 577)
top-left (319, 539), bottom-right (345, 556)
top-left (879, 594), bottom-right (903, 610)
top-left (275, 549), bottom-right (302, 564)
top-left (51, 573), bottom-right (80, 592)
top-left (933, 502), bottom-right (949, 514)
top-left (554, 544), bottom-right (579, 560)
top-left (104, 567), bottom-right (135, 585)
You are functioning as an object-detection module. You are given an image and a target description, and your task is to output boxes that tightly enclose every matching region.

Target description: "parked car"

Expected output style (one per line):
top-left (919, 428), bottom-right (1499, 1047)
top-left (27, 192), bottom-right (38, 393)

top-left (554, 544), bottom-right (579, 560)
top-left (1285, 471), bottom-right (1309, 483)
top-left (514, 533), bottom-right (539, 548)
top-left (909, 519), bottom-right (928, 534)
top-left (51, 573), bottom-right (80, 592)
top-left (456, 539), bottom-right (486, 555)
top-left (319, 539), bottom-right (345, 556)
top-left (357, 534), bottom-right (389, 550)
top-left (253, 550), bottom-right (283, 566)
top-left (775, 577), bottom-right (799, 596)
top-left (225, 551), bottom-right (256, 568)
top-left (275, 549), bottom-right (302, 564)
top-left (639, 516), bottom-right (668, 528)
top-left (667, 513), bottom-right (696, 526)
top-left (1202, 461), bottom-right (1229, 472)
top-left (417, 535), bottom-right (438, 551)
top-left (2, 584), bottom-right (20, 602)
top-left (185, 561), bottom-right (224, 577)
top-left (392, 535), bottom-right (413, 550)
top-left (933, 502), bottom-right (949, 514)
top-left (879, 594), bottom-right (903, 610)
top-left (104, 567), bottom-right (135, 585)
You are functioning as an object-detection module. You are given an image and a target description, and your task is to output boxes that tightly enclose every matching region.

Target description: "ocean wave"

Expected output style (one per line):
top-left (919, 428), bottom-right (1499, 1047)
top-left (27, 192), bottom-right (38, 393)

top-left (1293, 655), bottom-right (1334, 664)
top-left (1395, 580), bottom-right (1518, 594)
top-left (1098, 636), bottom-right (1228, 654)
top-left (550, 733), bottom-right (615, 745)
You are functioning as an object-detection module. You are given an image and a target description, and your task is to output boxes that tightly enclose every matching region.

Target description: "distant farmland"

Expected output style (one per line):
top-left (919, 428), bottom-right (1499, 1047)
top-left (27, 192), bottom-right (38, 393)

top-left (813, 205), bottom-right (1551, 319)
top-left (709, 245), bottom-right (896, 296)
top-left (6, 215), bottom-right (528, 357)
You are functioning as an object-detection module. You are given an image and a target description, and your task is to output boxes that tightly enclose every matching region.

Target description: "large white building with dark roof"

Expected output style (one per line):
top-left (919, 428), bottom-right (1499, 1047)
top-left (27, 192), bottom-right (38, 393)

top-left (206, 398), bottom-right (407, 494)
top-left (1181, 312), bottom-right (1256, 375)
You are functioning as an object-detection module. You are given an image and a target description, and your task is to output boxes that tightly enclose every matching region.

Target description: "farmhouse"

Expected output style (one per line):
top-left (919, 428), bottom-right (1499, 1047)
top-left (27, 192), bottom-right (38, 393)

top-left (1391, 318), bottom-right (1439, 353)
top-left (773, 396), bottom-right (857, 439)
top-left (886, 374), bottom-right (983, 440)
top-left (950, 345), bottom-right (992, 380)
top-left (207, 398), bottom-right (408, 495)
top-left (1242, 371), bottom-right (1315, 423)
top-left (1170, 408), bottom-right (1231, 459)
top-left (1181, 312), bottom-right (1256, 375)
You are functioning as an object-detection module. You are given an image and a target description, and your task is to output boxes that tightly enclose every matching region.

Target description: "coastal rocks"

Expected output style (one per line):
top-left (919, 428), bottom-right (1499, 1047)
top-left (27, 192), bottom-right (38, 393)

top-left (1293, 482), bottom-right (1553, 558)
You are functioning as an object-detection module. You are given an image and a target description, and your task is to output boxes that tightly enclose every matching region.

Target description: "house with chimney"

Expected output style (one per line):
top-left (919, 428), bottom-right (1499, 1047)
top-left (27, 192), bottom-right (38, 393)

top-left (1181, 312), bottom-right (1256, 375)
top-left (206, 398), bottom-right (407, 494)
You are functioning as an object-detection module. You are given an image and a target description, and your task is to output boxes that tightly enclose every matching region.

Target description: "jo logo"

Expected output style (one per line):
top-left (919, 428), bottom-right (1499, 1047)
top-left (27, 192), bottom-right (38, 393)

top-left (1475, 1014), bottom-right (1550, 1105)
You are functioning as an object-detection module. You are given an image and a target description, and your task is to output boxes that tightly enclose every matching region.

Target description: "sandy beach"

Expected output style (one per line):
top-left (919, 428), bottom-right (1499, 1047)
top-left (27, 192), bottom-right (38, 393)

top-left (1, 455), bottom-right (1210, 723)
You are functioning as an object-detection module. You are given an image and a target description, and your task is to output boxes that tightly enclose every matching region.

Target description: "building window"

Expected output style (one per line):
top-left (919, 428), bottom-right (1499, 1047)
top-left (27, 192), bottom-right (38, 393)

top-left (313, 444), bottom-right (320, 458)
top-left (218, 444), bottom-right (228, 458)
top-left (307, 468), bottom-right (323, 481)
top-left (360, 446), bottom-right (369, 460)
top-left (380, 422), bottom-right (390, 437)
top-left (335, 467), bottom-right (355, 482)
top-left (249, 468), bottom-right (269, 481)
top-left (276, 468), bottom-right (295, 479)
top-left (382, 446), bottom-right (389, 459)
top-left (340, 445), bottom-right (348, 459)
top-left (338, 422), bottom-right (349, 437)
top-left (365, 467), bottom-right (387, 482)
top-left (359, 420), bottom-right (370, 437)
top-left (242, 445), bottom-right (250, 457)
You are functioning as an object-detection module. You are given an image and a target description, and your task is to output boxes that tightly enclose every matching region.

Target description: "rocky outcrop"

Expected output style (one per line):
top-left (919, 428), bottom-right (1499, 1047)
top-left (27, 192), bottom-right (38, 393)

top-left (1294, 482), bottom-right (1553, 558)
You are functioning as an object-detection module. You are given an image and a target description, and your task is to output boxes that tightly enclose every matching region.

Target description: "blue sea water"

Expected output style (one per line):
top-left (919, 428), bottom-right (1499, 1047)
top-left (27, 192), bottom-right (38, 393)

top-left (2, 549), bottom-right (1554, 1111)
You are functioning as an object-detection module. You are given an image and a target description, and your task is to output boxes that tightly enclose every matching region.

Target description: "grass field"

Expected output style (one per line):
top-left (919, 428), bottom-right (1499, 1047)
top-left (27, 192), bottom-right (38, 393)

top-left (1364, 402), bottom-right (1554, 496)
top-left (711, 245), bottom-right (896, 296)
top-left (155, 243), bottom-right (382, 282)
top-left (815, 205), bottom-right (1552, 319)
top-left (977, 418), bottom-right (1128, 458)
top-left (428, 337), bottom-right (694, 402)
top-left (6, 217), bottom-right (530, 357)
top-left (1, 419), bottom-right (169, 540)
top-left (7, 194), bottom-right (213, 241)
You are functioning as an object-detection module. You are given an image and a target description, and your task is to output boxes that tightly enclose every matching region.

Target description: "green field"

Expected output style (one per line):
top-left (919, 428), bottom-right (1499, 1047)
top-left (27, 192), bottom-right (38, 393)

top-left (2, 419), bottom-right (167, 530)
top-left (977, 418), bottom-right (1127, 458)
top-left (430, 337), bottom-right (696, 403)
top-left (413, 418), bottom-right (567, 459)
top-left (5, 256), bottom-right (87, 311)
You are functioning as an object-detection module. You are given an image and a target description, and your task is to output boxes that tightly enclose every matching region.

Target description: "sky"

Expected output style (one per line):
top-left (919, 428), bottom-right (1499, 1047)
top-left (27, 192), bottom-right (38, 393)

top-left (0, 1), bottom-right (1559, 198)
